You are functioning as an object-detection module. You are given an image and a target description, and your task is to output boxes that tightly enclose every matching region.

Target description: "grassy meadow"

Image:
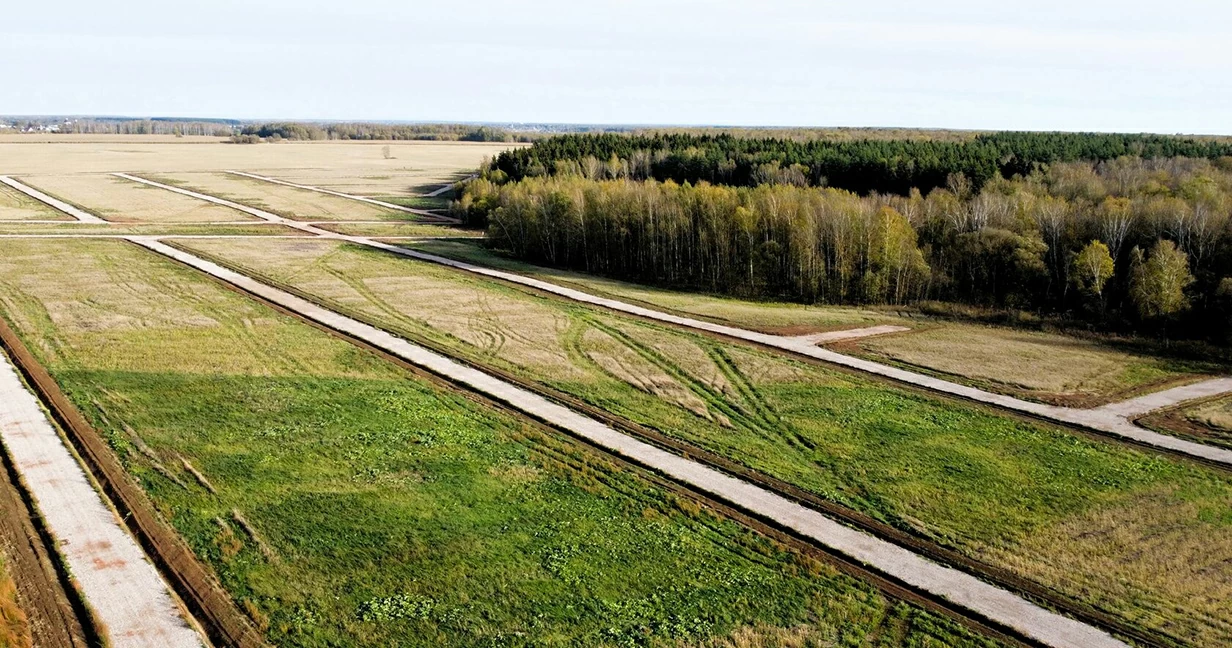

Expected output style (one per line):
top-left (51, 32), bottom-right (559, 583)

top-left (178, 236), bottom-right (1232, 646)
top-left (847, 323), bottom-right (1215, 407)
top-left (0, 238), bottom-right (997, 647)
top-left (16, 174), bottom-right (258, 223)
top-left (407, 240), bottom-right (1215, 405)
top-left (403, 239), bottom-right (900, 334)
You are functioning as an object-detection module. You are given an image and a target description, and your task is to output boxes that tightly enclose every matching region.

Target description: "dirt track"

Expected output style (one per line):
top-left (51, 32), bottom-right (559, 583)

top-left (0, 442), bottom-right (90, 648)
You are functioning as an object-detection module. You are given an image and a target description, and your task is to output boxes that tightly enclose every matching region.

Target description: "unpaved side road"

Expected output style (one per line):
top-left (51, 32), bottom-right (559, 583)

top-left (353, 241), bottom-right (1232, 468)
top-left (134, 237), bottom-right (1125, 648)
top-left (0, 177), bottom-right (106, 224)
top-left (0, 351), bottom-right (205, 648)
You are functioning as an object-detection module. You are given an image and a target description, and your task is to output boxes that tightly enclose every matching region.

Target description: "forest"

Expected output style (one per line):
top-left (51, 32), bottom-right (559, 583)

top-left (459, 152), bottom-right (1232, 344)
top-left (491, 132), bottom-right (1232, 196)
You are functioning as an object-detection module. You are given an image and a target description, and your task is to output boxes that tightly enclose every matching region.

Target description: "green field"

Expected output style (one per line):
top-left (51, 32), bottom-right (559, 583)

top-left (0, 238), bottom-right (996, 647)
top-left (178, 237), bottom-right (1232, 646)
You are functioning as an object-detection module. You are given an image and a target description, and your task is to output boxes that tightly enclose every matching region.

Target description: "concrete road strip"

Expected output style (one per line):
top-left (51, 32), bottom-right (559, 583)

top-left (0, 351), bottom-right (205, 648)
top-left (794, 325), bottom-right (911, 345)
top-left (112, 173), bottom-right (288, 225)
top-left (1095, 377), bottom-right (1232, 417)
top-left (133, 236), bottom-right (1125, 648)
top-left (0, 176), bottom-right (107, 223)
top-left (224, 171), bottom-right (459, 223)
top-left (352, 241), bottom-right (1232, 468)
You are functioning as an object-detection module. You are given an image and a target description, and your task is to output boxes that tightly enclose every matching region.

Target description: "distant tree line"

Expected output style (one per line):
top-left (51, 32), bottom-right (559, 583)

top-left (459, 155), bottom-right (1232, 343)
top-left (48, 118), bottom-right (238, 137)
top-left (491, 132), bottom-right (1232, 197)
top-left (240, 122), bottom-right (535, 142)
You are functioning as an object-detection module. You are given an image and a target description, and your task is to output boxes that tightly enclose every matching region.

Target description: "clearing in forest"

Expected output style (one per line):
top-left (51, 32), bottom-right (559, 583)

top-left (0, 238), bottom-right (994, 647)
top-left (177, 235), bottom-right (1232, 646)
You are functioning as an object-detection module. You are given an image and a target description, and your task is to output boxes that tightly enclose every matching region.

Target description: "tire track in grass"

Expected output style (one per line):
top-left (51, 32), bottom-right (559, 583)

top-left (136, 237), bottom-right (1129, 648)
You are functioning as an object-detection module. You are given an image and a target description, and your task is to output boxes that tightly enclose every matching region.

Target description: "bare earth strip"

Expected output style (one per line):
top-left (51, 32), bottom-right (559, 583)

top-left (0, 352), bottom-right (203, 648)
top-left (1095, 377), bottom-right (1232, 418)
top-left (0, 177), bottom-right (105, 223)
top-left (351, 242), bottom-right (1232, 467)
top-left (225, 171), bottom-right (458, 222)
top-left (132, 237), bottom-right (1124, 648)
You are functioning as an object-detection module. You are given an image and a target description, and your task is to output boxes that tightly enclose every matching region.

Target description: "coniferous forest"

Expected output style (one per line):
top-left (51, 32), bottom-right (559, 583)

top-left (459, 133), bottom-right (1232, 344)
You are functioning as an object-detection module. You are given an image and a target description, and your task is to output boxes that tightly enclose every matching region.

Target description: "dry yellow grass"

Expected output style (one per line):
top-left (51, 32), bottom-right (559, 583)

top-left (0, 137), bottom-right (518, 197)
top-left (0, 184), bottom-right (67, 221)
top-left (854, 323), bottom-right (1205, 405)
top-left (581, 326), bottom-right (714, 420)
top-left (1187, 397), bottom-right (1232, 432)
top-left (985, 486), bottom-right (1232, 645)
top-left (312, 222), bottom-right (482, 238)
top-left (0, 553), bottom-right (31, 648)
top-left (159, 172), bottom-right (401, 221)
top-left (16, 174), bottom-right (255, 223)
top-left (178, 238), bottom-right (585, 378)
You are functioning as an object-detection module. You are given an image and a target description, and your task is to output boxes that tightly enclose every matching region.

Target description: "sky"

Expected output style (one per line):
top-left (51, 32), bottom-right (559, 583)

top-left (3, 0), bottom-right (1230, 133)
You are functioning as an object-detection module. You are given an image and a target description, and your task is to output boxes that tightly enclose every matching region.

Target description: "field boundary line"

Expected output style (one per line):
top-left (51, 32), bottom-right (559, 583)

top-left (224, 170), bottom-right (460, 223)
top-left (111, 173), bottom-right (289, 225)
top-left (134, 236), bottom-right (1128, 648)
top-left (352, 241), bottom-right (1232, 468)
top-left (0, 317), bottom-right (268, 648)
top-left (0, 176), bottom-right (106, 223)
top-left (0, 326), bottom-right (207, 647)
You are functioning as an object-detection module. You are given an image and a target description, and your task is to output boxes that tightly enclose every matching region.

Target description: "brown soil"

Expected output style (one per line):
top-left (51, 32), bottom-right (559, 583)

top-left (1138, 407), bottom-right (1232, 451)
top-left (0, 438), bottom-right (90, 648)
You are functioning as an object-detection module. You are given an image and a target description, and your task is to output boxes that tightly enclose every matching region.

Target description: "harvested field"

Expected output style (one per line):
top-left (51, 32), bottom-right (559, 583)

top-left (0, 184), bottom-right (67, 222)
top-left (308, 222), bottom-right (481, 238)
top-left (848, 323), bottom-right (1215, 407)
top-left (0, 138), bottom-right (517, 185)
top-left (0, 223), bottom-right (307, 236)
top-left (404, 239), bottom-right (902, 334)
top-left (154, 172), bottom-right (410, 221)
top-left (180, 236), bottom-right (1232, 646)
top-left (0, 238), bottom-right (994, 647)
top-left (15, 174), bottom-right (256, 223)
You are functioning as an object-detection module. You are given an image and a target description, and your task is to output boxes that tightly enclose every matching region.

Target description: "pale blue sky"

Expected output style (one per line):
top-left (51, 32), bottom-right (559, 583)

top-left (4, 0), bottom-right (1230, 133)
